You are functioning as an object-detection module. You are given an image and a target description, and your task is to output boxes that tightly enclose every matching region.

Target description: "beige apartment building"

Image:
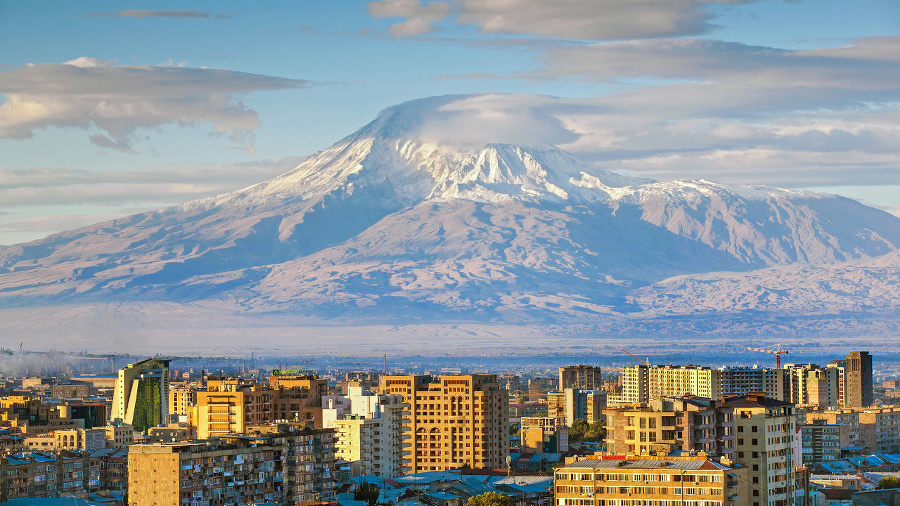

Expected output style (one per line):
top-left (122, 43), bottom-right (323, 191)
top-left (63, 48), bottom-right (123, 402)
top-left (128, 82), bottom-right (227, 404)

top-left (559, 365), bottom-right (604, 390)
top-left (555, 455), bottom-right (748, 506)
top-left (128, 426), bottom-right (336, 506)
top-left (521, 416), bottom-right (569, 453)
top-left (24, 428), bottom-right (107, 451)
top-left (379, 374), bottom-right (509, 474)
top-left (604, 396), bottom-right (735, 458)
top-left (615, 365), bottom-right (721, 405)
top-left (168, 384), bottom-right (196, 418)
top-left (332, 394), bottom-right (404, 478)
top-left (724, 394), bottom-right (796, 506)
top-left (192, 387), bottom-right (277, 439)
top-left (808, 405), bottom-right (900, 453)
top-left (548, 389), bottom-right (606, 426)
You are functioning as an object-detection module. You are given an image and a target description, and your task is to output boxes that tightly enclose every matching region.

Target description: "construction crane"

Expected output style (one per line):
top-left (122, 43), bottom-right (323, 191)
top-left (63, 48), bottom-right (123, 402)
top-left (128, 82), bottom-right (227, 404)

top-left (746, 344), bottom-right (789, 369)
top-left (621, 349), bottom-right (650, 366)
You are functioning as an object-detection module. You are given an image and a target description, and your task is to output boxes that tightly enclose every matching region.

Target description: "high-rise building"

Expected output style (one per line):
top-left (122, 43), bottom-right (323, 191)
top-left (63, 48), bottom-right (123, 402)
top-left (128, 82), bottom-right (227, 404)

top-left (128, 425), bottom-right (336, 505)
top-left (799, 419), bottom-right (848, 466)
top-left (810, 405), bottom-right (900, 454)
top-left (192, 386), bottom-right (276, 439)
top-left (720, 366), bottom-right (787, 401)
top-left (617, 365), bottom-right (720, 405)
top-left (168, 385), bottom-right (196, 418)
top-left (559, 365), bottom-right (604, 390)
top-left (603, 396), bottom-right (735, 458)
top-left (845, 351), bottom-right (873, 408)
top-left (724, 394), bottom-right (796, 506)
top-left (551, 388), bottom-right (606, 426)
top-left (379, 374), bottom-right (509, 474)
top-left (110, 358), bottom-right (170, 432)
top-left (555, 455), bottom-right (749, 506)
top-left (331, 393), bottom-right (404, 478)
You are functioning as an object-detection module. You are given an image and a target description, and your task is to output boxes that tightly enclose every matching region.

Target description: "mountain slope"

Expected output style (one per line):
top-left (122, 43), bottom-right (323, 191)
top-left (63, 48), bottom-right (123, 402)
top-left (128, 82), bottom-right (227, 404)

top-left (1, 96), bottom-right (899, 329)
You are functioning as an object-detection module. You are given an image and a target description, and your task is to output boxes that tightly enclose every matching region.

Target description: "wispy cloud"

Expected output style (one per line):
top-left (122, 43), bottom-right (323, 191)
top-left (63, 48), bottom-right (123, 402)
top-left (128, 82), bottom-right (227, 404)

top-left (0, 58), bottom-right (307, 154)
top-left (94, 10), bottom-right (232, 20)
top-left (0, 157), bottom-right (306, 207)
top-left (0, 157), bottom-right (306, 245)
top-left (373, 31), bottom-right (900, 188)
top-left (368, 0), bottom-right (760, 41)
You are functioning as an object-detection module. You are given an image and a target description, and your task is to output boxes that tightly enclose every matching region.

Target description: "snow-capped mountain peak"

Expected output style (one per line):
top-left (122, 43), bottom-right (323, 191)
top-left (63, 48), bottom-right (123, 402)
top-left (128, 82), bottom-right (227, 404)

top-left (1, 96), bottom-right (899, 340)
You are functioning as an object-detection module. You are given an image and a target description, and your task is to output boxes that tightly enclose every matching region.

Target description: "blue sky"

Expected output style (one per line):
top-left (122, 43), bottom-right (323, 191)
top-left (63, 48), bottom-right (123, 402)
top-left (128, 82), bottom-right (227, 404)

top-left (1, 0), bottom-right (898, 245)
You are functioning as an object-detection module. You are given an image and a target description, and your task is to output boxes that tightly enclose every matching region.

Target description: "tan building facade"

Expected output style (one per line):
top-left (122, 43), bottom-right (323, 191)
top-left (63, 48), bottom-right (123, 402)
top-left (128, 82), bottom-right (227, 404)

top-left (128, 426), bottom-right (336, 506)
top-left (604, 397), bottom-right (735, 458)
top-left (521, 416), bottom-right (569, 453)
top-left (555, 455), bottom-right (748, 506)
top-left (379, 374), bottom-right (509, 474)
top-left (616, 365), bottom-right (721, 405)
top-left (332, 394), bottom-right (403, 478)
top-left (559, 365), bottom-right (604, 390)
top-left (724, 395), bottom-right (796, 506)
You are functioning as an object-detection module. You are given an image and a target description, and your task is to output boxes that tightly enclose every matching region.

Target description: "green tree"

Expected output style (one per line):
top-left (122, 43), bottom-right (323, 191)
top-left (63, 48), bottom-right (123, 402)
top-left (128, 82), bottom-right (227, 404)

top-left (877, 476), bottom-right (900, 489)
top-left (465, 492), bottom-right (515, 506)
top-left (354, 481), bottom-right (381, 505)
top-left (583, 419), bottom-right (606, 442)
top-left (569, 418), bottom-right (589, 442)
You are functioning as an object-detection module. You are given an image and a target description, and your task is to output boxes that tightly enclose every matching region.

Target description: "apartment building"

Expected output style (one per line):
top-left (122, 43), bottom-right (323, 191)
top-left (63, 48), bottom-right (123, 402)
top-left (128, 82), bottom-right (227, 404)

top-left (724, 394), bottom-right (796, 506)
top-left (128, 425), bottom-right (336, 506)
top-left (720, 366), bottom-right (787, 401)
top-left (0, 448), bottom-right (128, 502)
top-left (604, 396), bottom-right (734, 458)
top-left (0, 396), bottom-right (81, 435)
top-left (549, 389), bottom-right (607, 426)
top-left (617, 365), bottom-right (721, 405)
top-left (521, 417), bottom-right (569, 453)
top-left (332, 394), bottom-right (404, 478)
top-left (105, 422), bottom-right (135, 448)
top-left (169, 384), bottom-right (197, 418)
top-left (379, 374), bottom-right (509, 474)
top-left (192, 386), bottom-right (277, 439)
top-left (111, 357), bottom-right (170, 432)
top-left (846, 352), bottom-right (873, 408)
top-left (554, 455), bottom-right (748, 506)
top-left (559, 365), bottom-right (604, 390)
top-left (24, 428), bottom-right (106, 451)
top-left (806, 405), bottom-right (900, 453)
top-left (799, 419), bottom-right (848, 466)
top-left (782, 364), bottom-right (843, 408)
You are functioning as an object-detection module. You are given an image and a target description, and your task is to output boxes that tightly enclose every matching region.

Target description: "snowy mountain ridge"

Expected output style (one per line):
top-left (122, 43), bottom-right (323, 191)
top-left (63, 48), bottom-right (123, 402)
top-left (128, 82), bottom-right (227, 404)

top-left (1, 96), bottom-right (899, 345)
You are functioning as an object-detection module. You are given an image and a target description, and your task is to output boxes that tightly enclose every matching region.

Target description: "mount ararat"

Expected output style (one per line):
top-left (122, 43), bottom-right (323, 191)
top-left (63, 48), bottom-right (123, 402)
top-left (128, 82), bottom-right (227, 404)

top-left (2, 96), bottom-right (899, 354)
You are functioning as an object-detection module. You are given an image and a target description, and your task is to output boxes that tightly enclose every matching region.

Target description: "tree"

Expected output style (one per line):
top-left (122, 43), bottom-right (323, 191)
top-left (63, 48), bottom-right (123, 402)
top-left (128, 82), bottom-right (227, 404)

top-left (877, 476), bottom-right (900, 489)
top-left (583, 419), bottom-right (606, 442)
top-left (569, 418), bottom-right (589, 442)
top-left (354, 481), bottom-right (381, 505)
top-left (465, 492), bottom-right (515, 506)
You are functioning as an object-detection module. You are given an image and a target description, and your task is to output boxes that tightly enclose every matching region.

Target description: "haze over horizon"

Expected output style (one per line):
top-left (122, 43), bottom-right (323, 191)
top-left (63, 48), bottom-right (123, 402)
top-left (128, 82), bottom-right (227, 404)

top-left (2, 0), bottom-right (900, 246)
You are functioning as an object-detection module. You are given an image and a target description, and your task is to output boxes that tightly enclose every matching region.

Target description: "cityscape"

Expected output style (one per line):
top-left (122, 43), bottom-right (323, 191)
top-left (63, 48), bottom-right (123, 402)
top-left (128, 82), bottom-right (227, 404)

top-left (2, 1), bottom-right (900, 506)
top-left (0, 350), bottom-right (898, 505)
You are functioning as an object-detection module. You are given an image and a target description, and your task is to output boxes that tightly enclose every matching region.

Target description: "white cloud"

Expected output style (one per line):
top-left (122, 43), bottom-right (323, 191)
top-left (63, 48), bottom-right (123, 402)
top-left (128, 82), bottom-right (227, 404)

top-left (0, 58), bottom-right (307, 153)
top-left (376, 34), bottom-right (900, 187)
top-left (0, 157), bottom-right (305, 245)
top-left (368, 0), bottom-right (753, 40)
top-left (368, 0), bottom-right (450, 36)
top-left (540, 37), bottom-right (900, 91)
top-left (0, 157), bottom-right (306, 207)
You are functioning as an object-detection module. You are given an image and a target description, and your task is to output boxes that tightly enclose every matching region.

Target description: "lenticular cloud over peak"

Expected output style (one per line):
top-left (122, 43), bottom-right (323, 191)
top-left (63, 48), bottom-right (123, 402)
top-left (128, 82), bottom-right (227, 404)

top-left (359, 94), bottom-right (583, 149)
